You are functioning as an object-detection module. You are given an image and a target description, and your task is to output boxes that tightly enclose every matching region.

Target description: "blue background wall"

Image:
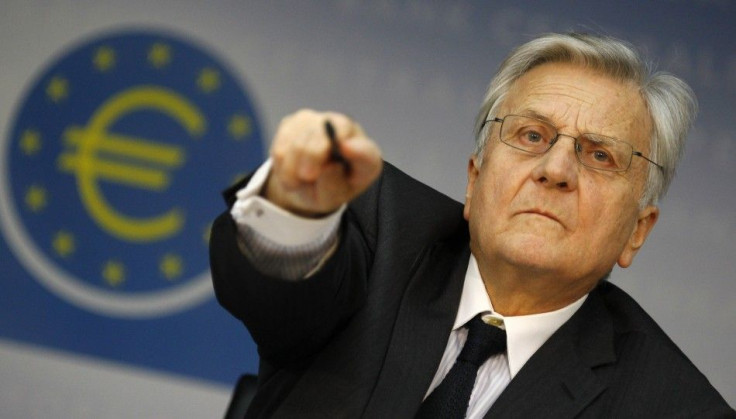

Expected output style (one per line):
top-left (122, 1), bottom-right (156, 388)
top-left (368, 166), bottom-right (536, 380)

top-left (1, 1), bottom-right (734, 416)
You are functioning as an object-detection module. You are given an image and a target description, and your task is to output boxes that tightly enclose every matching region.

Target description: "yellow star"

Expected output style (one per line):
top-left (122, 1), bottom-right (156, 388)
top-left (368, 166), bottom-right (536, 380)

top-left (52, 230), bottom-right (76, 258)
top-left (46, 76), bottom-right (69, 102)
top-left (102, 260), bottom-right (125, 287)
top-left (160, 253), bottom-right (183, 280)
top-left (228, 114), bottom-right (252, 139)
top-left (25, 184), bottom-right (47, 212)
top-left (19, 129), bottom-right (42, 155)
top-left (197, 67), bottom-right (221, 93)
top-left (93, 46), bottom-right (116, 72)
top-left (148, 42), bottom-right (172, 68)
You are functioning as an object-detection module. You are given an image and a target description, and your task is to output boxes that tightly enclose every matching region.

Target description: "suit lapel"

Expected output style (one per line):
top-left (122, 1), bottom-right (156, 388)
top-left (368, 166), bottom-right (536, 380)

top-left (486, 287), bottom-right (616, 418)
top-left (363, 236), bottom-right (470, 418)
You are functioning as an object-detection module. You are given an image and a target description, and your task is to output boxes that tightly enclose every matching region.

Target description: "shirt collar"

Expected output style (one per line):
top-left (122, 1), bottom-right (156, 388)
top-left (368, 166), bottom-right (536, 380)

top-left (456, 254), bottom-right (588, 378)
top-left (453, 255), bottom-right (494, 329)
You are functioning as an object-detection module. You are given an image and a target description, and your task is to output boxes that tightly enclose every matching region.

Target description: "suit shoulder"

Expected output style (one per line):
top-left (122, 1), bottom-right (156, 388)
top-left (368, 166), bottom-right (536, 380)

top-left (348, 161), bottom-right (465, 248)
top-left (598, 282), bottom-right (695, 364)
top-left (596, 282), bottom-right (733, 413)
top-left (370, 161), bottom-right (462, 216)
top-left (597, 282), bottom-right (671, 337)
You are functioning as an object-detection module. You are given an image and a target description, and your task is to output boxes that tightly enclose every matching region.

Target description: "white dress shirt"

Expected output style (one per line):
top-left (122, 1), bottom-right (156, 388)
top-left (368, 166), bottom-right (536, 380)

top-left (230, 160), bottom-right (587, 417)
top-left (230, 159), bottom-right (345, 250)
top-left (427, 256), bottom-right (586, 418)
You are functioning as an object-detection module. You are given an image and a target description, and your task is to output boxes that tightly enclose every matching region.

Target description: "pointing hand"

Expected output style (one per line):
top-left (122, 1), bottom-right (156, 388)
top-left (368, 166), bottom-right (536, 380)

top-left (263, 109), bottom-right (383, 217)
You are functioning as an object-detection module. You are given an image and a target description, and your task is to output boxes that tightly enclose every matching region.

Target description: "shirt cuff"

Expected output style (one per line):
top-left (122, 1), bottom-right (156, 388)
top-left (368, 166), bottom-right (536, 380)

top-left (230, 159), bottom-right (346, 247)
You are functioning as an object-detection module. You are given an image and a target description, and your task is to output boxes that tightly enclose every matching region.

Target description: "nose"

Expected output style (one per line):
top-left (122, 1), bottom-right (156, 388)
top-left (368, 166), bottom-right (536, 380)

top-left (530, 134), bottom-right (579, 191)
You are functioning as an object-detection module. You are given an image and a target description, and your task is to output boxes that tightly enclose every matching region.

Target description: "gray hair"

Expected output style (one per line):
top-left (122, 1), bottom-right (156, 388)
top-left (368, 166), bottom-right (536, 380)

top-left (473, 32), bottom-right (697, 207)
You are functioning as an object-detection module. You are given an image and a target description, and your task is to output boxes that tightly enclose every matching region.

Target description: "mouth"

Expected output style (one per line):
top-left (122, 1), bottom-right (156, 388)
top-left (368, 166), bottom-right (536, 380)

top-left (518, 209), bottom-right (562, 225)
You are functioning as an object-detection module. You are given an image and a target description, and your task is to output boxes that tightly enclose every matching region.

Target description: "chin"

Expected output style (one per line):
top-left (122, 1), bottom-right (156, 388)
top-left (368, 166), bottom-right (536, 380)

top-left (492, 233), bottom-right (562, 270)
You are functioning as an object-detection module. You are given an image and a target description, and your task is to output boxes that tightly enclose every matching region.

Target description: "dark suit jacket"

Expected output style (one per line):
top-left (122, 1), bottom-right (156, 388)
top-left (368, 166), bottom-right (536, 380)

top-left (210, 162), bottom-right (734, 418)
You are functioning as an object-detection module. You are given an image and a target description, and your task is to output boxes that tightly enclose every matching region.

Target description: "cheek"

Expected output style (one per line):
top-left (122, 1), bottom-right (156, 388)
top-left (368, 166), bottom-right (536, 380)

top-left (578, 183), bottom-right (638, 245)
top-left (480, 148), bottom-right (521, 203)
top-left (473, 165), bottom-right (507, 213)
top-left (468, 164), bottom-right (518, 238)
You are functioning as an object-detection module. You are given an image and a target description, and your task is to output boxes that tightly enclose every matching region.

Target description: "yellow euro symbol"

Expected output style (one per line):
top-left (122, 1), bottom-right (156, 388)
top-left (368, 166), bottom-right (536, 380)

top-left (58, 86), bottom-right (205, 243)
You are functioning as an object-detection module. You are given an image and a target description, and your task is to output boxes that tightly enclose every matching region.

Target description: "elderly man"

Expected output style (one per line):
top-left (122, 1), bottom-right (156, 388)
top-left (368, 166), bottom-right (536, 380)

top-left (210, 33), bottom-right (734, 418)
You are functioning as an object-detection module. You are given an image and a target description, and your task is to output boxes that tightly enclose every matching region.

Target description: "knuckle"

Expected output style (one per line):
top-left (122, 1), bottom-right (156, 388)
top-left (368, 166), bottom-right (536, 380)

top-left (294, 108), bottom-right (317, 120)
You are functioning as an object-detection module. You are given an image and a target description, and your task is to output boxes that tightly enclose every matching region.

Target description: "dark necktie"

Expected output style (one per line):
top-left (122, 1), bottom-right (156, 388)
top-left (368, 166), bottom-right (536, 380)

top-left (415, 314), bottom-right (507, 419)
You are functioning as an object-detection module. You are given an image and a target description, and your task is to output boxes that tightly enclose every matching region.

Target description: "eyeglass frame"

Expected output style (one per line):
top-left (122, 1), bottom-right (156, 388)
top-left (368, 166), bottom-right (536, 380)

top-left (482, 115), bottom-right (664, 172)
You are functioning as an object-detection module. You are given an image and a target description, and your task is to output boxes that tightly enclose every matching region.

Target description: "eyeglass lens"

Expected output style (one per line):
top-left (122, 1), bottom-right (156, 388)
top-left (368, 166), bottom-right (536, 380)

top-left (499, 115), bottom-right (633, 172)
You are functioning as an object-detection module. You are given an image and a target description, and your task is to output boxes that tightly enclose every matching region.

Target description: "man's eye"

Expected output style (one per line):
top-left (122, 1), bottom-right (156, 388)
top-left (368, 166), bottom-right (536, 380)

top-left (523, 131), bottom-right (543, 143)
top-left (593, 150), bottom-right (611, 162)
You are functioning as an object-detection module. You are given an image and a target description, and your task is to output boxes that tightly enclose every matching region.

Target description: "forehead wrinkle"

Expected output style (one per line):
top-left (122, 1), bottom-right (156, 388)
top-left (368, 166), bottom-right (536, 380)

top-left (523, 81), bottom-right (602, 108)
top-left (506, 73), bottom-right (644, 143)
top-left (520, 86), bottom-right (621, 128)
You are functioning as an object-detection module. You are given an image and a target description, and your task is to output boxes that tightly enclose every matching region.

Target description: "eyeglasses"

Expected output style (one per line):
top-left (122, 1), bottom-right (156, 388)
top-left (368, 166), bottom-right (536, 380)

top-left (483, 114), bottom-right (663, 172)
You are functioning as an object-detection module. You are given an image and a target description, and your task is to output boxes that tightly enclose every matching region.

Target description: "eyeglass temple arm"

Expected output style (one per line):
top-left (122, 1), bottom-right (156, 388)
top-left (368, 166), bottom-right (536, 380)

top-left (633, 151), bottom-right (664, 171)
top-left (481, 117), bottom-right (504, 130)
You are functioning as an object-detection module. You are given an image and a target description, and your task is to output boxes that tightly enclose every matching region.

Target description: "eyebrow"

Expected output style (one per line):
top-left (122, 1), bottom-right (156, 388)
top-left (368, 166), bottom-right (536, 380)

top-left (514, 109), bottom-right (624, 142)
top-left (516, 109), bottom-right (555, 125)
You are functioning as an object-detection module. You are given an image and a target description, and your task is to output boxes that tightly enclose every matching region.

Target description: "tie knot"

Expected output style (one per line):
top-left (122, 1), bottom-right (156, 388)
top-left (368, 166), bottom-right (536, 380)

top-left (457, 315), bottom-right (507, 366)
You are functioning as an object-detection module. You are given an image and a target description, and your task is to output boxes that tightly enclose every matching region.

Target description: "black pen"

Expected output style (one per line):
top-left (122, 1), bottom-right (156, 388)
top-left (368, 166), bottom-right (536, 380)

top-left (325, 120), bottom-right (352, 175)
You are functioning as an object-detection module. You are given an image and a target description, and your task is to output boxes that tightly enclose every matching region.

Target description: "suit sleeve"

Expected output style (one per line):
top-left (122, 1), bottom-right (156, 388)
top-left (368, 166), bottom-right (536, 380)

top-left (209, 171), bottom-right (380, 367)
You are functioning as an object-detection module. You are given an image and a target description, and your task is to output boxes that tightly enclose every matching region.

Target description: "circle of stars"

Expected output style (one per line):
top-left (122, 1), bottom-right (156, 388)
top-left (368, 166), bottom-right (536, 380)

top-left (19, 39), bottom-right (251, 289)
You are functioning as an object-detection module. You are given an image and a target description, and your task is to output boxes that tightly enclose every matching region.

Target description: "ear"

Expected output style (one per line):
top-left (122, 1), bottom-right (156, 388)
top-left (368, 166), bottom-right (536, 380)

top-left (617, 205), bottom-right (659, 268)
top-left (463, 156), bottom-right (480, 221)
